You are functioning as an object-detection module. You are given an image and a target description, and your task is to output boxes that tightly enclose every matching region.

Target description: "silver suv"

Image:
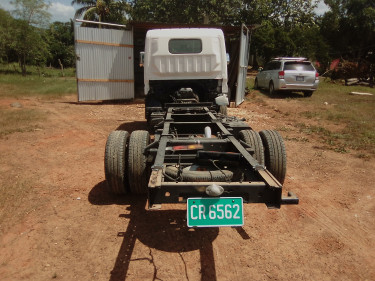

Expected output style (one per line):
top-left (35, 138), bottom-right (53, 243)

top-left (254, 57), bottom-right (319, 97)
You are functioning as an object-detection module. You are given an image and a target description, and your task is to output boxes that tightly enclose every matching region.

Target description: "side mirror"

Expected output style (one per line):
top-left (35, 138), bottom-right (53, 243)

top-left (258, 67), bottom-right (263, 72)
top-left (226, 53), bottom-right (230, 65)
top-left (139, 51), bottom-right (145, 67)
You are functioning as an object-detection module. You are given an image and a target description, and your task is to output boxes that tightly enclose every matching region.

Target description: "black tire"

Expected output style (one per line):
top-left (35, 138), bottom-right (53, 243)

top-left (254, 78), bottom-right (259, 90)
top-left (269, 81), bottom-right (276, 95)
top-left (304, 91), bottom-right (313, 97)
top-left (238, 130), bottom-right (265, 166)
top-left (259, 130), bottom-right (287, 184)
top-left (219, 105), bottom-right (227, 116)
top-left (104, 130), bottom-right (129, 194)
top-left (128, 130), bottom-right (150, 194)
top-left (165, 166), bottom-right (233, 182)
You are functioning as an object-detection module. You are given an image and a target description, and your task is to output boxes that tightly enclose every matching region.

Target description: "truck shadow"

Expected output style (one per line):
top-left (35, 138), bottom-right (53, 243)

top-left (116, 121), bottom-right (148, 132)
top-left (62, 98), bottom-right (146, 106)
top-left (89, 181), bottom-right (220, 281)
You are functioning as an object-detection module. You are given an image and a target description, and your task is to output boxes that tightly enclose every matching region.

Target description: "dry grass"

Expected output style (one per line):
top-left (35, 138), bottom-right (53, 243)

top-left (247, 77), bottom-right (375, 156)
top-left (0, 108), bottom-right (46, 138)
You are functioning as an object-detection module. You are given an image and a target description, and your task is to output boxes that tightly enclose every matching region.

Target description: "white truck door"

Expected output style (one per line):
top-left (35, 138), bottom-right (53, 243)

top-left (235, 24), bottom-right (250, 106)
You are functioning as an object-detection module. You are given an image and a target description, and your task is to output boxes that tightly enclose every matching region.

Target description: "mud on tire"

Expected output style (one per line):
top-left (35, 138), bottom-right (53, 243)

top-left (259, 130), bottom-right (287, 184)
top-left (104, 130), bottom-right (129, 194)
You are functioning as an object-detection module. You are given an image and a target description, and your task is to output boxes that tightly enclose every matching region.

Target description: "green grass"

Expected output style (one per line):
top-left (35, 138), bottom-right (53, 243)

top-left (302, 79), bottom-right (375, 153)
top-left (0, 63), bottom-right (77, 99)
top-left (246, 77), bottom-right (375, 156)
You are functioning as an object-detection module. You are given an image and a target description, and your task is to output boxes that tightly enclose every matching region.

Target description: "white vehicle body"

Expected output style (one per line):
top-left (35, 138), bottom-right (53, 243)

top-left (144, 28), bottom-right (228, 95)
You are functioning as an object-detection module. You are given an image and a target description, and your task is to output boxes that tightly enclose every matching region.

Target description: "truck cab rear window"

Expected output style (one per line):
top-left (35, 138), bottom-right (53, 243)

top-left (168, 39), bottom-right (202, 54)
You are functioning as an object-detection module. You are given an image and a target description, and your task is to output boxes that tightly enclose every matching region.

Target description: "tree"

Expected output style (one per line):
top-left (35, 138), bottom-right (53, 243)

top-left (321, 0), bottom-right (375, 59)
top-left (46, 21), bottom-right (75, 68)
top-left (0, 9), bottom-right (15, 63)
top-left (10, 0), bottom-right (51, 75)
top-left (129, 0), bottom-right (242, 25)
top-left (242, 0), bottom-right (322, 66)
top-left (72, 0), bottom-right (130, 25)
top-left (239, 0), bottom-right (318, 27)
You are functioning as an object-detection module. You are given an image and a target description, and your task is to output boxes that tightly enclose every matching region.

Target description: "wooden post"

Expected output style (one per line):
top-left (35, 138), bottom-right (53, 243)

top-left (58, 59), bottom-right (64, 77)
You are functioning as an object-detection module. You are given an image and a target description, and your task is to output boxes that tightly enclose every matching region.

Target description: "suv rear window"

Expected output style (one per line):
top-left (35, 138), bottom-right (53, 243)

top-left (283, 62), bottom-right (314, 71)
top-left (169, 39), bottom-right (202, 54)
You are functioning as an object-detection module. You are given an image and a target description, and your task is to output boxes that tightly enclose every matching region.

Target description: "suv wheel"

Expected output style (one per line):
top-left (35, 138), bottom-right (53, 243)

top-left (254, 78), bottom-right (259, 90)
top-left (269, 81), bottom-right (276, 95)
top-left (304, 91), bottom-right (313, 97)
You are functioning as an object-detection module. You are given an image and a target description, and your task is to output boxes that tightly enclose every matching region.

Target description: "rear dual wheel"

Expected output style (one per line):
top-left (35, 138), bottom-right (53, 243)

top-left (127, 130), bottom-right (150, 194)
top-left (104, 130), bottom-right (129, 194)
top-left (259, 130), bottom-right (287, 184)
top-left (105, 130), bottom-right (151, 195)
top-left (239, 129), bottom-right (286, 184)
top-left (238, 130), bottom-right (264, 166)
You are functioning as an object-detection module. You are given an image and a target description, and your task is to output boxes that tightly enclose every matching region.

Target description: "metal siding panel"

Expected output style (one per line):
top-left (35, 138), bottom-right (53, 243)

top-left (75, 26), bottom-right (134, 101)
top-left (78, 82), bottom-right (134, 101)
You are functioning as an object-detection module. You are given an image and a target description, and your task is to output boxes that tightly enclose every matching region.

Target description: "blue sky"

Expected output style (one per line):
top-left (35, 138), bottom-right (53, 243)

top-left (0, 0), bottom-right (330, 23)
top-left (0, 0), bottom-right (77, 22)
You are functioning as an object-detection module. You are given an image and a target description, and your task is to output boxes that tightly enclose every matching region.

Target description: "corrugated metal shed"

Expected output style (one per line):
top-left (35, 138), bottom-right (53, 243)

top-left (75, 25), bottom-right (134, 101)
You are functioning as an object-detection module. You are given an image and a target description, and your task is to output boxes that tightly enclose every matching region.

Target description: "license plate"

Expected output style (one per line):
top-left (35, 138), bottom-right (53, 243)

top-left (296, 76), bottom-right (304, 81)
top-left (187, 197), bottom-right (244, 227)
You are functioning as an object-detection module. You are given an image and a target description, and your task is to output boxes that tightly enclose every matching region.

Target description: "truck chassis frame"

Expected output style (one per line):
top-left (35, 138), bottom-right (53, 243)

top-left (143, 103), bottom-right (298, 209)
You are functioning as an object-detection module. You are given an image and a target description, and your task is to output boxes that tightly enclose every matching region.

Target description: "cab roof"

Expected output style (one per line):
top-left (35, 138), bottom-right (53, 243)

top-left (146, 28), bottom-right (224, 39)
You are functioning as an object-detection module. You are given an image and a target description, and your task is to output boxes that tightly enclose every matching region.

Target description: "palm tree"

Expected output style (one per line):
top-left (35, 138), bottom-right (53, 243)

top-left (71, 0), bottom-right (128, 24)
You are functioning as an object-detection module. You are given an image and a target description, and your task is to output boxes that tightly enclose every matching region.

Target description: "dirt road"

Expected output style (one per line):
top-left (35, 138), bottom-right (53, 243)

top-left (0, 94), bottom-right (374, 280)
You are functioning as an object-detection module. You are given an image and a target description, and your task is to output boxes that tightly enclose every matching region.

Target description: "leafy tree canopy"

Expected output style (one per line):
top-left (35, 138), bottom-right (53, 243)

top-left (71, 0), bottom-right (130, 25)
top-left (45, 21), bottom-right (75, 68)
top-left (321, 0), bottom-right (375, 59)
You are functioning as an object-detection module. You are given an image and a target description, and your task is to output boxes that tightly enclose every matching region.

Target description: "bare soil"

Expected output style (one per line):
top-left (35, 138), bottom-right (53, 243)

top-left (0, 94), bottom-right (374, 281)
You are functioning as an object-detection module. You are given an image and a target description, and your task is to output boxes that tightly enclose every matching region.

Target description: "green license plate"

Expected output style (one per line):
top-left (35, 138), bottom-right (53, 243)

top-left (187, 197), bottom-right (244, 227)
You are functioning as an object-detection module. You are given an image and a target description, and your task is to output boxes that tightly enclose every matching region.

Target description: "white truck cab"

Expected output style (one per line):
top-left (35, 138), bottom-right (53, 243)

top-left (143, 28), bottom-right (230, 120)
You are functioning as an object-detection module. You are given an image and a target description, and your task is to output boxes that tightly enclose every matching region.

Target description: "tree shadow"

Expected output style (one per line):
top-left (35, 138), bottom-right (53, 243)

top-left (89, 181), bottom-right (252, 281)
